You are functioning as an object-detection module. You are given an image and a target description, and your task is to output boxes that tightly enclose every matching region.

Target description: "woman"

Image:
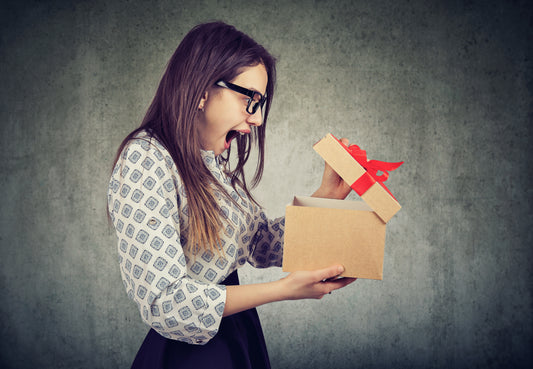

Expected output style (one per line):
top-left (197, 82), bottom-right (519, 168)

top-left (108, 21), bottom-right (355, 368)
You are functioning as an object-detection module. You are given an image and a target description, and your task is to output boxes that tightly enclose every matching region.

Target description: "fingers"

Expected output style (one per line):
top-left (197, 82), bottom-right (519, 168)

top-left (339, 137), bottom-right (350, 146)
top-left (314, 265), bottom-right (356, 297)
top-left (325, 277), bottom-right (357, 290)
top-left (318, 277), bottom-right (357, 298)
top-left (282, 266), bottom-right (355, 300)
top-left (316, 265), bottom-right (345, 282)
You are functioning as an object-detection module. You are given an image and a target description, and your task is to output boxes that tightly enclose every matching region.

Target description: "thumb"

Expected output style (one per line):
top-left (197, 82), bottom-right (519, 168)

top-left (339, 137), bottom-right (350, 146)
top-left (316, 265), bottom-right (345, 281)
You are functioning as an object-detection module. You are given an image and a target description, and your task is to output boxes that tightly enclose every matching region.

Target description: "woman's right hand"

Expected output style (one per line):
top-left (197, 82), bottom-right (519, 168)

top-left (278, 265), bottom-right (357, 300)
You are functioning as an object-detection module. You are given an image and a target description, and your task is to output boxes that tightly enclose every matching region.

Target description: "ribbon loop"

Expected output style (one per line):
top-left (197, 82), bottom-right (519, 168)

top-left (335, 137), bottom-right (403, 199)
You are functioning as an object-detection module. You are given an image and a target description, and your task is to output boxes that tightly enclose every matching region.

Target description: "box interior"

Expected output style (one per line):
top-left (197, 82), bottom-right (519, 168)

top-left (291, 195), bottom-right (373, 212)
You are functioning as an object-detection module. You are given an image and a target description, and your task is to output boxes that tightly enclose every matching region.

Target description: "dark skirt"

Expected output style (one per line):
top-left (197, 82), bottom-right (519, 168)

top-left (131, 270), bottom-right (271, 369)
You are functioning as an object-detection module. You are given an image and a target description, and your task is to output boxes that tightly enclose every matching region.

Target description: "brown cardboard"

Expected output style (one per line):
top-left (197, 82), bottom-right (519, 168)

top-left (313, 133), bottom-right (401, 223)
top-left (282, 134), bottom-right (401, 280)
top-left (283, 196), bottom-right (386, 280)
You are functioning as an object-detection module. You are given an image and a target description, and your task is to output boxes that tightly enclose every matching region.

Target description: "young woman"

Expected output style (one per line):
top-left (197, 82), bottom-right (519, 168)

top-left (108, 21), bottom-right (355, 369)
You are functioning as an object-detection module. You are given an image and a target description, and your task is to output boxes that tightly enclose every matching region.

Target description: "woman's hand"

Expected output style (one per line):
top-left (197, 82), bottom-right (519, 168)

top-left (311, 137), bottom-right (352, 200)
top-left (278, 265), bottom-right (357, 300)
top-left (224, 264), bottom-right (356, 316)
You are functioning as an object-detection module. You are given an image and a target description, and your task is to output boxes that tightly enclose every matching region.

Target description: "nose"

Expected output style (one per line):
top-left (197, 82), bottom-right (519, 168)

top-left (246, 108), bottom-right (263, 127)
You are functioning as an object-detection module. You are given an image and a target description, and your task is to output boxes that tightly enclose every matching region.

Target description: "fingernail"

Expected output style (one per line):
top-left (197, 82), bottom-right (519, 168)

top-left (337, 266), bottom-right (344, 273)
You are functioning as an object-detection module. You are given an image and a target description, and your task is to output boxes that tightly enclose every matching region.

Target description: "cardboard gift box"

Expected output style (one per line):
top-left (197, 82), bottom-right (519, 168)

top-left (282, 133), bottom-right (403, 280)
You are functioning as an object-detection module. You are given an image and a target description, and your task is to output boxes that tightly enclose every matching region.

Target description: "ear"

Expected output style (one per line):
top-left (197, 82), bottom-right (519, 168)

top-left (198, 91), bottom-right (208, 111)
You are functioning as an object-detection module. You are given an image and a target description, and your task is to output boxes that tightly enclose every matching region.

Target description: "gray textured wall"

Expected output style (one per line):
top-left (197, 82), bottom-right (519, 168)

top-left (1, 0), bottom-right (532, 368)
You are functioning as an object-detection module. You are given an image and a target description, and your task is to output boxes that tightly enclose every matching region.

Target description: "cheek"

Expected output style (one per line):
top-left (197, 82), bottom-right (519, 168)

top-left (203, 109), bottom-right (230, 134)
top-left (207, 101), bottom-right (245, 125)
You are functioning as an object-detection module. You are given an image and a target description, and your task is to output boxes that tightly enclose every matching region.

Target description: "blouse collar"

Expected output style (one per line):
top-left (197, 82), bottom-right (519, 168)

top-left (200, 149), bottom-right (220, 169)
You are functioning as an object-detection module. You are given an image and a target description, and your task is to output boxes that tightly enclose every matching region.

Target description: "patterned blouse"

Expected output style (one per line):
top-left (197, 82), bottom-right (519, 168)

top-left (107, 132), bottom-right (285, 345)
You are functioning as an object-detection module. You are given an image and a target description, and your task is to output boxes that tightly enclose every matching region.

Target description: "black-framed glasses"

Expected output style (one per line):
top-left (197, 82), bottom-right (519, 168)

top-left (216, 80), bottom-right (267, 115)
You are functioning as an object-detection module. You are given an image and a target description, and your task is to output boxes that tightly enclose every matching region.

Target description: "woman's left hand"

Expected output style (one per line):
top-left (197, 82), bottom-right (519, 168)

top-left (311, 137), bottom-right (352, 200)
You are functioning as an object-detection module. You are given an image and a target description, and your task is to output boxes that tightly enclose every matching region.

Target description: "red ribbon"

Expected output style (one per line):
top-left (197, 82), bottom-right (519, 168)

top-left (333, 136), bottom-right (403, 200)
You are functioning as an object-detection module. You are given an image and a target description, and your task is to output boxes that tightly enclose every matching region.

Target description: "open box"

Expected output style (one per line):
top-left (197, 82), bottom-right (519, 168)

top-left (282, 134), bottom-right (402, 280)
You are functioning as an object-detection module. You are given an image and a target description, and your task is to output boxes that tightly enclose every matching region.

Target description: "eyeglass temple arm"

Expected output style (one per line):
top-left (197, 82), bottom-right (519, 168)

top-left (216, 80), bottom-right (258, 99)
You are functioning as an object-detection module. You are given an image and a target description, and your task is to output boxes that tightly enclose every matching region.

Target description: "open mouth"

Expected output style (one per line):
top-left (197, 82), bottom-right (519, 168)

top-left (224, 130), bottom-right (248, 149)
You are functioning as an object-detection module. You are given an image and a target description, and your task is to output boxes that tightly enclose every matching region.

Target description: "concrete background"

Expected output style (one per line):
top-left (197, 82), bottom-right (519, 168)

top-left (1, 0), bottom-right (531, 368)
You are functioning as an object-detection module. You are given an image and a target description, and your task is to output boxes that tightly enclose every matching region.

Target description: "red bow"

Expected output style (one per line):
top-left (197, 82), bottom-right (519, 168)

top-left (335, 137), bottom-right (403, 200)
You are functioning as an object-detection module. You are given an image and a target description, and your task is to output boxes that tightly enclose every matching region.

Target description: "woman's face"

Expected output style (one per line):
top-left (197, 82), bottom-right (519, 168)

top-left (197, 64), bottom-right (268, 156)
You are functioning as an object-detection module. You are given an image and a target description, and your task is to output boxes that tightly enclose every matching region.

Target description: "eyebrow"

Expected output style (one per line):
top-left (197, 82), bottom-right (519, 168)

top-left (247, 87), bottom-right (266, 96)
top-left (232, 80), bottom-right (264, 95)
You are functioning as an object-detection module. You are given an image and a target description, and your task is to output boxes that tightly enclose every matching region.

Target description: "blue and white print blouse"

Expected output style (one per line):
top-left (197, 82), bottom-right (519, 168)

top-left (107, 132), bottom-right (285, 345)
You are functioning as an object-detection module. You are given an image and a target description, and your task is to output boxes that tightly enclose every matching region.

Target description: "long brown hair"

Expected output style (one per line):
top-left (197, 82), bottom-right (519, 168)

top-left (111, 22), bottom-right (277, 254)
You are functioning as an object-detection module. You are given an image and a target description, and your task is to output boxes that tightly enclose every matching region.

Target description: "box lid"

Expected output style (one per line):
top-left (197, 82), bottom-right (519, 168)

top-left (313, 133), bottom-right (402, 223)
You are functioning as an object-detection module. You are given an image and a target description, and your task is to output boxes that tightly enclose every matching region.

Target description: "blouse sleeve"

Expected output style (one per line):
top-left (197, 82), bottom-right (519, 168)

top-left (108, 139), bottom-right (226, 345)
top-left (247, 204), bottom-right (285, 269)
